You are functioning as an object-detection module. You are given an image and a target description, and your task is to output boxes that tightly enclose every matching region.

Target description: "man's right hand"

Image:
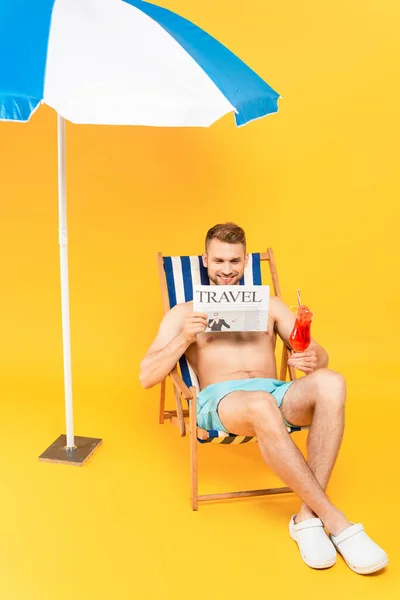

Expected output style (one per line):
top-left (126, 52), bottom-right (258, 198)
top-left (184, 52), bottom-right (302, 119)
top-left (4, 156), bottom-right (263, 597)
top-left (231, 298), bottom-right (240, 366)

top-left (182, 312), bottom-right (208, 344)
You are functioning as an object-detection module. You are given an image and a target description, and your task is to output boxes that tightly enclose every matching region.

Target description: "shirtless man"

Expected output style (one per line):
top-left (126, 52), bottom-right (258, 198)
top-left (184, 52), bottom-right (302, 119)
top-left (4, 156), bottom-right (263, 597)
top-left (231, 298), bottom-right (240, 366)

top-left (140, 222), bottom-right (388, 574)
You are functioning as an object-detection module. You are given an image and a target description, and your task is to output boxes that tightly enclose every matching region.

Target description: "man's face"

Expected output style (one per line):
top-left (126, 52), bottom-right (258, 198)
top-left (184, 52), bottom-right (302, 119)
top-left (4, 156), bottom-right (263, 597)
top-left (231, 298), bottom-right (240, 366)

top-left (202, 239), bottom-right (248, 286)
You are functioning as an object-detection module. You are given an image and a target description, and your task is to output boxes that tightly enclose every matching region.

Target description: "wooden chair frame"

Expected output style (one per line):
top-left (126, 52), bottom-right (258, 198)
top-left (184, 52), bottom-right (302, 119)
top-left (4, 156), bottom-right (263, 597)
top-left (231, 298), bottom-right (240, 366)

top-left (157, 248), bottom-right (297, 510)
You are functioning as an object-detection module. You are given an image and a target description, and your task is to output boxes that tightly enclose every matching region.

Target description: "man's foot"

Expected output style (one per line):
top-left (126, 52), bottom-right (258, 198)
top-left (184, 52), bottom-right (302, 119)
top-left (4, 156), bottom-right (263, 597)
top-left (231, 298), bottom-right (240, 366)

top-left (330, 523), bottom-right (389, 574)
top-left (289, 515), bottom-right (337, 569)
top-left (296, 506), bottom-right (352, 537)
top-left (294, 508), bottom-right (318, 524)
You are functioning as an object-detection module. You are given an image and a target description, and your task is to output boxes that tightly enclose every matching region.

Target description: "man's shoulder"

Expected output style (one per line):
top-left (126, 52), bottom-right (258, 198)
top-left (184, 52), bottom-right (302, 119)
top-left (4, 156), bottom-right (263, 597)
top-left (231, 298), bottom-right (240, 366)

top-left (177, 300), bottom-right (193, 312)
top-left (168, 300), bottom-right (193, 319)
top-left (269, 295), bottom-right (280, 315)
top-left (269, 295), bottom-right (288, 318)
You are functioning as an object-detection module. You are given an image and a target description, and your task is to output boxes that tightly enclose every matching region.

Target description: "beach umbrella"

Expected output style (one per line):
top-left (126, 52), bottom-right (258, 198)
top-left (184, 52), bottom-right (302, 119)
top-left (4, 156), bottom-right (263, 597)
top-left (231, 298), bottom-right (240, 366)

top-left (0, 0), bottom-right (280, 464)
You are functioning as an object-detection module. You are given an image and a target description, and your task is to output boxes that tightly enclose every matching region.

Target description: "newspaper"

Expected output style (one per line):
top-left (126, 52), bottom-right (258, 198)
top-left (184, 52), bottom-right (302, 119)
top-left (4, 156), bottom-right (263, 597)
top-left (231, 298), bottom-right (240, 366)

top-left (193, 285), bottom-right (270, 332)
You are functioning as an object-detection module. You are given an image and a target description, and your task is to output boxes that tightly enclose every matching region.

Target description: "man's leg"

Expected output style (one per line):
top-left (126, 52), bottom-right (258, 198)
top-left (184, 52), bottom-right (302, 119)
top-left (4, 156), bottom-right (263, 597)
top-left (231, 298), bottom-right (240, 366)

top-left (279, 368), bottom-right (347, 524)
top-left (218, 386), bottom-right (351, 536)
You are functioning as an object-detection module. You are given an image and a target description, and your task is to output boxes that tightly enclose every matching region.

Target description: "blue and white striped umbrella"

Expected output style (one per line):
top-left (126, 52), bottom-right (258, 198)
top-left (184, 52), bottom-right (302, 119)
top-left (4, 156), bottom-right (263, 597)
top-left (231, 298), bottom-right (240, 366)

top-left (0, 0), bottom-right (280, 455)
top-left (1, 0), bottom-right (280, 127)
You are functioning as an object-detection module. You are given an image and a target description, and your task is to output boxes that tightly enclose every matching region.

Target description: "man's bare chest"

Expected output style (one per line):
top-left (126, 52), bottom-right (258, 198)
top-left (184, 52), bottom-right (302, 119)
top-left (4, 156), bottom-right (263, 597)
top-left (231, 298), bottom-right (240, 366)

top-left (197, 329), bottom-right (271, 346)
top-left (186, 321), bottom-right (277, 361)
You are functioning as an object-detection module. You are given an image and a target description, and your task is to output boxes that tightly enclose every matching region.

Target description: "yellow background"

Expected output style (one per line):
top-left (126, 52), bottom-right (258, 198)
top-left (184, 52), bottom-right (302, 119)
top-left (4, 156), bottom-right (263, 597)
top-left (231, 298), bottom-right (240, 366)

top-left (0, 1), bottom-right (399, 598)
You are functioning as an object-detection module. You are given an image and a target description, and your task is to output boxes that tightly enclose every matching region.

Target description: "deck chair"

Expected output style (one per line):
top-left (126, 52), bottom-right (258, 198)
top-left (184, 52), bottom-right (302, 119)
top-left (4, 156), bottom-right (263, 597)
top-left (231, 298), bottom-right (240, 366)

top-left (157, 248), bottom-right (309, 510)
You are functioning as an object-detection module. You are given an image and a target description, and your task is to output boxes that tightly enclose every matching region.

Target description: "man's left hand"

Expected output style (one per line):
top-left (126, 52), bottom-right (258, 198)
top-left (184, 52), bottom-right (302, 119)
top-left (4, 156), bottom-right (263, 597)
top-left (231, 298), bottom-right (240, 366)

top-left (288, 350), bottom-right (318, 374)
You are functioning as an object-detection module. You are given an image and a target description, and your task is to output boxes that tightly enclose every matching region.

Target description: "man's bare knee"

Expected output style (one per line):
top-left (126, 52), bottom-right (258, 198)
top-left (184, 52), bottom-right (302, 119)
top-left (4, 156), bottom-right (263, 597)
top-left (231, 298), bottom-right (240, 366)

top-left (247, 392), bottom-right (282, 428)
top-left (312, 368), bottom-right (346, 406)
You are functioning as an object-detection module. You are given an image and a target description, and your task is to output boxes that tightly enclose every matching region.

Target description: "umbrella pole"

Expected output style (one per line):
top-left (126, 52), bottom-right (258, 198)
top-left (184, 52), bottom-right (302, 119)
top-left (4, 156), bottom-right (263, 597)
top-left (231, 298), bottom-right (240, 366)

top-left (38, 115), bottom-right (102, 466)
top-left (57, 115), bottom-right (75, 450)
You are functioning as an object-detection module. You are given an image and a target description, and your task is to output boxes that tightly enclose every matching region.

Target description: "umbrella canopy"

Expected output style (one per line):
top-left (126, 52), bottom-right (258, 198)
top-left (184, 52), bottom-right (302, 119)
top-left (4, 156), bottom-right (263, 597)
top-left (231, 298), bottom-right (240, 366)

top-left (0, 0), bottom-right (280, 127)
top-left (0, 0), bottom-right (280, 455)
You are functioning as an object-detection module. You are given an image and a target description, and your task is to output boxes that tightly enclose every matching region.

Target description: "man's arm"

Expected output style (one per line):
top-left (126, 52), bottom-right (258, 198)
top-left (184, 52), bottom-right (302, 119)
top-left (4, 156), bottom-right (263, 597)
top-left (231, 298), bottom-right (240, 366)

top-left (270, 296), bottom-right (329, 374)
top-left (139, 304), bottom-right (207, 389)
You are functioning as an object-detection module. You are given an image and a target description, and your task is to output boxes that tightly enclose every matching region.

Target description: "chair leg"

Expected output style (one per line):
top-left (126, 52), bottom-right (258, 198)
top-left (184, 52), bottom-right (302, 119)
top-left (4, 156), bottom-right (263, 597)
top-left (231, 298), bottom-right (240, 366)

top-left (189, 387), bottom-right (198, 511)
top-left (159, 378), bottom-right (166, 424)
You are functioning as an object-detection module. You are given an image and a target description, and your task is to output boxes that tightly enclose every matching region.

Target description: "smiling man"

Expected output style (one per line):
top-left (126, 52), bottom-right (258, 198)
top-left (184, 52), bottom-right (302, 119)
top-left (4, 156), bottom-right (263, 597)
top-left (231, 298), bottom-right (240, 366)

top-left (140, 222), bottom-right (388, 574)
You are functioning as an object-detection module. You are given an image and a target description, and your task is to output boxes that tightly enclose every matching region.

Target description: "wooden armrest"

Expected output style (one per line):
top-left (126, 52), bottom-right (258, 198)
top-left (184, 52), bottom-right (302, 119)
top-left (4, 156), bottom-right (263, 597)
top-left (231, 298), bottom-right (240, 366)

top-left (167, 367), bottom-right (194, 437)
top-left (168, 367), bottom-right (194, 400)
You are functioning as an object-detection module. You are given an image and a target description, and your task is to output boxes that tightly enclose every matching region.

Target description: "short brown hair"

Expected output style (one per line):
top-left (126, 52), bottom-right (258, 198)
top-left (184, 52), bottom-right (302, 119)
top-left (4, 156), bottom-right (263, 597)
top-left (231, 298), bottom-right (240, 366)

top-left (205, 222), bottom-right (246, 251)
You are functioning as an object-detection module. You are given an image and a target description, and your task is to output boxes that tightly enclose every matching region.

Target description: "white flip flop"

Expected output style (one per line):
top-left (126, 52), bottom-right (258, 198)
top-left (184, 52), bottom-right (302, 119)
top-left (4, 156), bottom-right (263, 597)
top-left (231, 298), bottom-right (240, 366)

top-left (289, 515), bottom-right (337, 569)
top-left (330, 523), bottom-right (389, 574)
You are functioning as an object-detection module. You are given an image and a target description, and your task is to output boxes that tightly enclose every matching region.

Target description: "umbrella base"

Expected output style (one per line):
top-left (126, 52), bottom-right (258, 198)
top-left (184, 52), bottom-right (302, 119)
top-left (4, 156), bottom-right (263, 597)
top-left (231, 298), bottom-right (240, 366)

top-left (38, 435), bottom-right (102, 466)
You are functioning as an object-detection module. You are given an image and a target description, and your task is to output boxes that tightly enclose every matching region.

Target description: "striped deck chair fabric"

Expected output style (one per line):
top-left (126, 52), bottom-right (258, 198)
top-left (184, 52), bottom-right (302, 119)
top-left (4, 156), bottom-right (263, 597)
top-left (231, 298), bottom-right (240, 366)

top-left (163, 253), bottom-right (304, 444)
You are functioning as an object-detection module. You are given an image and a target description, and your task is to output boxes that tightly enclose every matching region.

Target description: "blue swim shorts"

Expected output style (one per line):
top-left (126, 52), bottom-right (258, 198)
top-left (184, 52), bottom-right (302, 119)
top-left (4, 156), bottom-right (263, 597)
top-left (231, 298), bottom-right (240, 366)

top-left (196, 378), bottom-right (295, 433)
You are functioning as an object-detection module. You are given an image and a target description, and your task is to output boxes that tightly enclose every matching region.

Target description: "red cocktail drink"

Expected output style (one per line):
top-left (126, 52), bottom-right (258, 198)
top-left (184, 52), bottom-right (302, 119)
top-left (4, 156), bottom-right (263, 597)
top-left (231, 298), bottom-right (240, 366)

top-left (289, 305), bottom-right (313, 352)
